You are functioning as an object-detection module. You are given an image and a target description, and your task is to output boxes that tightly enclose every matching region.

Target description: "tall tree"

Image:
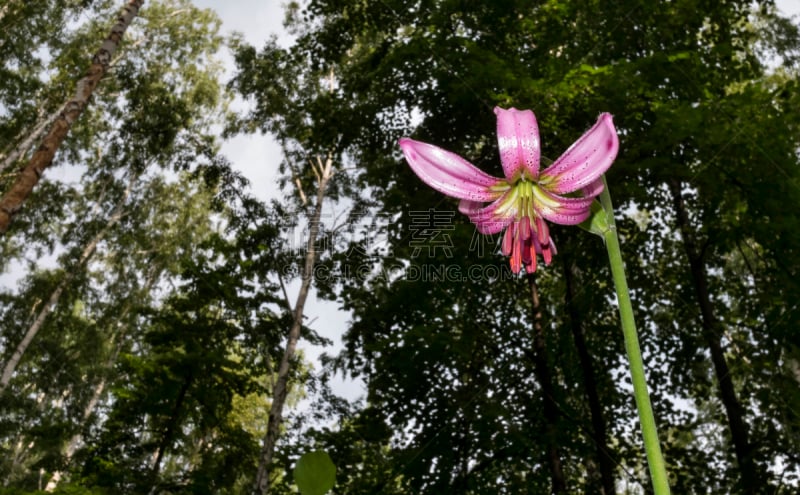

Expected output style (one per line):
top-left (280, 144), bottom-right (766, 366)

top-left (0, 173), bottom-right (133, 394)
top-left (527, 274), bottom-right (567, 493)
top-left (0, 1), bottom-right (268, 490)
top-left (253, 155), bottom-right (335, 494)
top-left (562, 247), bottom-right (616, 495)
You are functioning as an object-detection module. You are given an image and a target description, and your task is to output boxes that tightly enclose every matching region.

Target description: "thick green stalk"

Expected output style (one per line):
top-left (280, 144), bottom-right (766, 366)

top-left (598, 177), bottom-right (671, 495)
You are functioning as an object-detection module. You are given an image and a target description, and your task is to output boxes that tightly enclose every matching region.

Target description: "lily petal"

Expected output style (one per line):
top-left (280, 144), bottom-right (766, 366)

top-left (459, 198), bottom-right (512, 233)
top-left (521, 236), bottom-right (533, 265)
top-left (538, 113), bottom-right (619, 194)
top-left (465, 188), bottom-right (519, 223)
top-left (541, 244), bottom-right (554, 264)
top-left (473, 215), bottom-right (515, 235)
top-left (525, 234), bottom-right (539, 273)
top-left (524, 252), bottom-right (538, 273)
top-left (495, 107), bottom-right (541, 182)
top-left (501, 226), bottom-right (513, 256)
top-left (519, 216), bottom-right (531, 240)
top-left (534, 217), bottom-right (550, 246)
top-left (532, 188), bottom-right (594, 225)
top-left (582, 177), bottom-right (605, 198)
top-left (399, 138), bottom-right (505, 201)
top-left (458, 199), bottom-right (483, 216)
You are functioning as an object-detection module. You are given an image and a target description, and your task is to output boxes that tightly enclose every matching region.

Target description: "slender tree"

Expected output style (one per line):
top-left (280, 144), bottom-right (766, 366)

top-left (254, 155), bottom-right (335, 495)
top-left (0, 1), bottom-right (243, 489)
top-left (527, 274), bottom-right (567, 493)
top-left (0, 174), bottom-right (133, 394)
top-left (563, 253), bottom-right (616, 495)
top-left (0, 107), bottom-right (61, 174)
top-left (668, 178), bottom-right (763, 492)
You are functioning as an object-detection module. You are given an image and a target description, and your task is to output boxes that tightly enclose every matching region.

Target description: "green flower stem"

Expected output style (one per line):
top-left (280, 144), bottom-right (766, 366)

top-left (599, 177), bottom-right (671, 495)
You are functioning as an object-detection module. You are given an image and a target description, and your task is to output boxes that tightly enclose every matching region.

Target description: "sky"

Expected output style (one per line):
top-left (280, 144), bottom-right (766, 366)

top-left (777, 0), bottom-right (799, 19)
top-left (192, 0), bottom-right (293, 202)
top-left (189, 1), bottom-right (363, 403)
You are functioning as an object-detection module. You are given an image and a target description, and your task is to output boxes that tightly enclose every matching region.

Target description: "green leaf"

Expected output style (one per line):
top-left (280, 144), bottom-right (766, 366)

top-left (577, 200), bottom-right (610, 237)
top-left (294, 450), bottom-right (336, 495)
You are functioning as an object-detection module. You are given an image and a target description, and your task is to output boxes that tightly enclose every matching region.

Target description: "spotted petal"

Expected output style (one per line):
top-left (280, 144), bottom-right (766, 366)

top-left (462, 189), bottom-right (519, 234)
top-left (532, 188), bottom-right (595, 225)
top-left (538, 113), bottom-right (618, 194)
top-left (458, 199), bottom-right (483, 216)
top-left (399, 138), bottom-right (506, 201)
top-left (495, 107), bottom-right (541, 182)
top-left (582, 177), bottom-right (605, 198)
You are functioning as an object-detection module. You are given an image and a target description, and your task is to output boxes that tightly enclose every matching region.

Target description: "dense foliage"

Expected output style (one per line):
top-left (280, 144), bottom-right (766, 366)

top-left (1, 0), bottom-right (798, 494)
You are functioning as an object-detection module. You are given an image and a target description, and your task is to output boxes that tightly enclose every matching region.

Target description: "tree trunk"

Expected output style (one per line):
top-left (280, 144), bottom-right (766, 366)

top-left (44, 374), bottom-right (108, 491)
top-left (527, 274), bottom-right (567, 494)
top-left (562, 257), bottom-right (616, 495)
top-left (149, 373), bottom-right (194, 492)
top-left (252, 155), bottom-right (334, 495)
top-left (0, 0), bottom-right (143, 234)
top-left (0, 181), bottom-right (131, 394)
top-left (0, 106), bottom-right (62, 174)
top-left (668, 179), bottom-right (763, 493)
top-left (44, 279), bottom-right (153, 492)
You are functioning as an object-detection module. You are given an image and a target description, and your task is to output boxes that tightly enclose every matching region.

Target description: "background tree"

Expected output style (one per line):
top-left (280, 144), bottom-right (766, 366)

top-left (0, 1), bottom-right (307, 491)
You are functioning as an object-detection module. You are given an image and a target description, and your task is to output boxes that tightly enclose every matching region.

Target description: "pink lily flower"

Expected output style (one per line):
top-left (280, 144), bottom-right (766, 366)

top-left (398, 107), bottom-right (619, 274)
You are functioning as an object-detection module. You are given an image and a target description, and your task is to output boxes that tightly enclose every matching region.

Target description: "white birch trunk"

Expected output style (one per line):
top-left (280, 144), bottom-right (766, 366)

top-left (0, 106), bottom-right (62, 174)
top-left (252, 155), bottom-right (334, 495)
top-left (44, 264), bottom-right (160, 491)
top-left (0, 179), bottom-right (132, 393)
